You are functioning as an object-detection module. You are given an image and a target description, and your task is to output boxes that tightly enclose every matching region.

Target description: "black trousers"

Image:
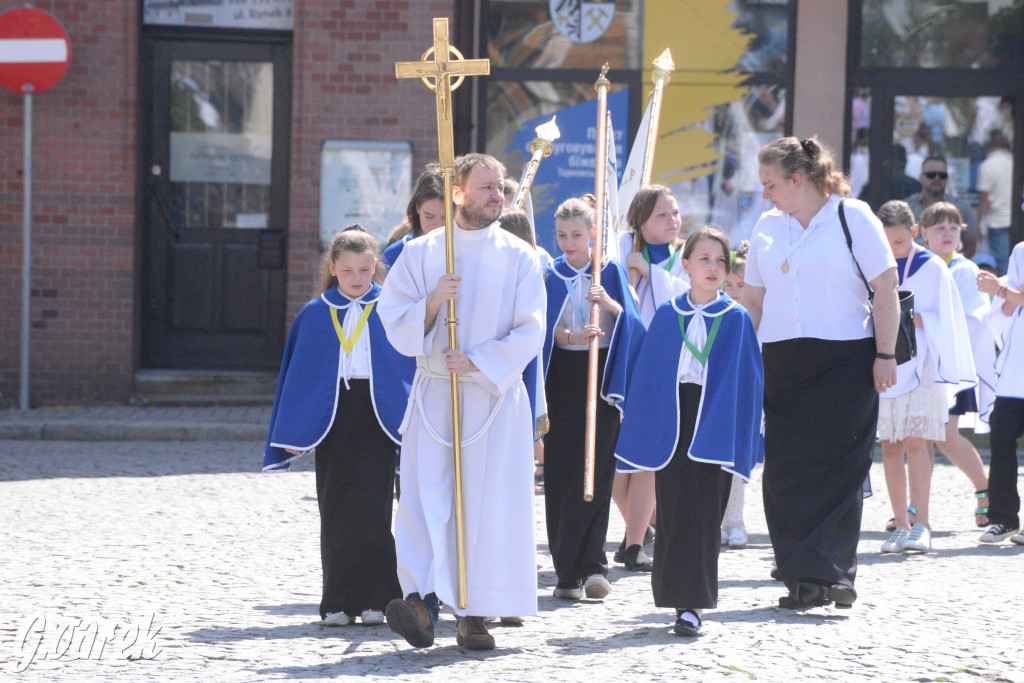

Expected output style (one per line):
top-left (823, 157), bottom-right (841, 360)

top-left (761, 338), bottom-right (876, 593)
top-left (315, 379), bottom-right (402, 618)
top-left (652, 383), bottom-right (732, 609)
top-left (543, 347), bottom-right (619, 584)
top-left (987, 397), bottom-right (1024, 529)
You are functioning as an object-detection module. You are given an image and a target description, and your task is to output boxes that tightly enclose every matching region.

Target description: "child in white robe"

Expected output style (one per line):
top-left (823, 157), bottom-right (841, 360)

top-left (877, 200), bottom-right (976, 554)
top-left (918, 202), bottom-right (994, 528)
top-left (720, 240), bottom-right (753, 549)
top-left (976, 242), bottom-right (1024, 545)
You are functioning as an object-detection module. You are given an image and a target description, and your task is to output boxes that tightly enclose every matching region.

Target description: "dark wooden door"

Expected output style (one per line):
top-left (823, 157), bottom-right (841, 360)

top-left (141, 38), bottom-right (290, 370)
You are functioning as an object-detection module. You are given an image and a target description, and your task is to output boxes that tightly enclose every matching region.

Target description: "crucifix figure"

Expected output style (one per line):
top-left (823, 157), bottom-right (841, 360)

top-left (393, 18), bottom-right (489, 612)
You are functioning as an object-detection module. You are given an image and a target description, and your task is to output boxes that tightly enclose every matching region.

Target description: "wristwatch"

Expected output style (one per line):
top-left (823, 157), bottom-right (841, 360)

top-left (875, 352), bottom-right (895, 360)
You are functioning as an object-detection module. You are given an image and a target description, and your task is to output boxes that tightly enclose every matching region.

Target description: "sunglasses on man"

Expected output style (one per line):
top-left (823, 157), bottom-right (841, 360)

top-left (922, 171), bottom-right (948, 180)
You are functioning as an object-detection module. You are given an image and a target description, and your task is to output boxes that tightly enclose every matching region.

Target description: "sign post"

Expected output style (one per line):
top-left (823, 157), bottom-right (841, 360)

top-left (0, 8), bottom-right (71, 410)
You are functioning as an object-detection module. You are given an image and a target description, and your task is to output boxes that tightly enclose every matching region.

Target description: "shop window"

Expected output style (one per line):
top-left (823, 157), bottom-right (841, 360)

top-left (488, 0), bottom-right (642, 69)
top-left (860, 0), bottom-right (1023, 69)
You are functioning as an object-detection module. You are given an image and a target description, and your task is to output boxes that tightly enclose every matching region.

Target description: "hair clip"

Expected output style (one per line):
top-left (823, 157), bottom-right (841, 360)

top-left (800, 139), bottom-right (817, 159)
top-left (343, 223), bottom-right (366, 233)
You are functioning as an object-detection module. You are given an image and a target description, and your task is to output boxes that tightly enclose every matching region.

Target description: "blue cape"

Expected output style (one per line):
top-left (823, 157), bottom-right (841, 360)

top-left (263, 283), bottom-right (415, 472)
top-left (896, 247), bottom-right (933, 285)
top-left (542, 256), bottom-right (645, 410)
top-left (614, 291), bottom-right (764, 478)
top-left (381, 233), bottom-right (415, 269)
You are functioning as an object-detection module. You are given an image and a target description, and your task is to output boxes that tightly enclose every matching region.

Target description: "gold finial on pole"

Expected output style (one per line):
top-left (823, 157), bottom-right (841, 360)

top-left (629, 49), bottom-right (675, 290)
top-left (394, 17), bottom-right (489, 611)
top-left (639, 49), bottom-right (674, 186)
top-left (584, 62), bottom-right (612, 502)
top-left (511, 116), bottom-right (560, 210)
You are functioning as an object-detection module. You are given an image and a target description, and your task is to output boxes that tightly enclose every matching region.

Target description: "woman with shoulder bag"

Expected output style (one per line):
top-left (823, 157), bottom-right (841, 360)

top-left (742, 137), bottom-right (899, 609)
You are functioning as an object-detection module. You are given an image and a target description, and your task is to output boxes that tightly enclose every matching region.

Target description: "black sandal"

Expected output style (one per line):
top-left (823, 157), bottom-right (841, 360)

top-left (975, 489), bottom-right (990, 528)
top-left (885, 505), bottom-right (917, 532)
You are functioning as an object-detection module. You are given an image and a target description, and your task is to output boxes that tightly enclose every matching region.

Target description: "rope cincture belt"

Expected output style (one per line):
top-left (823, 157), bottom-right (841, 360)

top-left (408, 368), bottom-right (505, 448)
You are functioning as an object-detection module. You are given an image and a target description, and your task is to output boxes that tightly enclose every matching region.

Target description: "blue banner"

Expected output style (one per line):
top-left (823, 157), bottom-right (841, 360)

top-left (506, 88), bottom-right (628, 255)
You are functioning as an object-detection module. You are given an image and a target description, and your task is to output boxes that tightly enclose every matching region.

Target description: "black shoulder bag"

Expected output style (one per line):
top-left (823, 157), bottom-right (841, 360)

top-left (837, 199), bottom-right (916, 365)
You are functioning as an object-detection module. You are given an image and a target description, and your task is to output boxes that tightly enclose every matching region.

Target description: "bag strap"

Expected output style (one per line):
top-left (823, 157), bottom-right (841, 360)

top-left (838, 199), bottom-right (873, 296)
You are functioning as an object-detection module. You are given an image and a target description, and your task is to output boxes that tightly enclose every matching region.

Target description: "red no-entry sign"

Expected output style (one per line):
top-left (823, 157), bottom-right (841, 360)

top-left (0, 8), bottom-right (71, 95)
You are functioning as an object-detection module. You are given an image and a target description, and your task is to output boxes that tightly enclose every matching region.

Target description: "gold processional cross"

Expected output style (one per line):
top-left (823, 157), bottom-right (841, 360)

top-left (394, 18), bottom-right (489, 611)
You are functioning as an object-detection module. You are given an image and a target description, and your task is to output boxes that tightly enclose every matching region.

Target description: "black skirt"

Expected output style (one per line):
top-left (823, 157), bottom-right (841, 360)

top-left (315, 379), bottom-right (402, 618)
top-left (761, 337), bottom-right (877, 593)
top-left (652, 383), bottom-right (733, 609)
top-left (543, 346), bottom-right (619, 583)
top-left (949, 387), bottom-right (979, 416)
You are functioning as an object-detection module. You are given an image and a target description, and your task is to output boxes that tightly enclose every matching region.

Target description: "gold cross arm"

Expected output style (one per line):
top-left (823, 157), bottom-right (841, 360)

top-left (394, 18), bottom-right (489, 88)
top-left (394, 18), bottom-right (489, 167)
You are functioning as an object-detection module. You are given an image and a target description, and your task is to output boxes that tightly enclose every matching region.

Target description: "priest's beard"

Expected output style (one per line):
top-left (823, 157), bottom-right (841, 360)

top-left (456, 200), bottom-right (501, 230)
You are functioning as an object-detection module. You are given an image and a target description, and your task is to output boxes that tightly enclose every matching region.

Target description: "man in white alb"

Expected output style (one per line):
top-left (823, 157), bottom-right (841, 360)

top-left (378, 153), bottom-right (546, 652)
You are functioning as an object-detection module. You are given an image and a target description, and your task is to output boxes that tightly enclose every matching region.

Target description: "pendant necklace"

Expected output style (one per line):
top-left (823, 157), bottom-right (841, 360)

top-left (781, 214), bottom-right (813, 275)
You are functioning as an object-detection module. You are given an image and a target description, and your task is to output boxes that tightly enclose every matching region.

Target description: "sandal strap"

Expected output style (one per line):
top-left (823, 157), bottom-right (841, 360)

top-left (976, 506), bottom-right (989, 514)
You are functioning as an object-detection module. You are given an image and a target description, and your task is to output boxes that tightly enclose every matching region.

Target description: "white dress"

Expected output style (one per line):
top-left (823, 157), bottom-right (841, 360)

top-left (878, 249), bottom-right (976, 441)
top-left (378, 222), bottom-right (546, 617)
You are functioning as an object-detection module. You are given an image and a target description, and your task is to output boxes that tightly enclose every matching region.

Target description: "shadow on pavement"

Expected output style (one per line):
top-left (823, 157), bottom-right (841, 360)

top-left (255, 643), bottom-right (527, 678)
top-left (252, 603), bottom-right (320, 617)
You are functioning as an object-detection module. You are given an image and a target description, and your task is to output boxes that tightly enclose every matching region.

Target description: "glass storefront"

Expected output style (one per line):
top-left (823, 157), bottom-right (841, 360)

top-left (861, 0), bottom-right (1022, 69)
top-left (488, 0), bottom-right (642, 69)
top-left (482, 0), bottom-right (794, 250)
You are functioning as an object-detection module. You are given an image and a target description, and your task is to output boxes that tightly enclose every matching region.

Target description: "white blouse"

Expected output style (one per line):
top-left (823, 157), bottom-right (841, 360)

top-left (554, 262), bottom-right (614, 350)
top-left (745, 195), bottom-right (896, 344)
top-left (332, 289), bottom-right (371, 386)
top-left (676, 294), bottom-right (712, 386)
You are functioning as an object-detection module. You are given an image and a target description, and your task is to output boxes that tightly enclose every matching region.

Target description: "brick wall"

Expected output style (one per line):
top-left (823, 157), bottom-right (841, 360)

top-left (0, 0), bottom-right (466, 407)
top-left (286, 0), bottom-right (455, 321)
top-left (0, 0), bottom-right (137, 407)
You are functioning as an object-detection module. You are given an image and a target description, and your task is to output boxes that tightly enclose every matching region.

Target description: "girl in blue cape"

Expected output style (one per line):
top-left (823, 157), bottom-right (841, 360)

top-left (263, 228), bottom-right (415, 627)
top-left (615, 225), bottom-right (763, 637)
top-left (380, 166), bottom-right (445, 272)
top-left (542, 196), bottom-right (645, 600)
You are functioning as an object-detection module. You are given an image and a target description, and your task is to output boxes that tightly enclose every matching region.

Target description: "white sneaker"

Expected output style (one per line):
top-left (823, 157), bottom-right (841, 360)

top-left (881, 527), bottom-right (910, 553)
top-left (359, 609), bottom-right (384, 625)
top-left (903, 523), bottom-right (931, 552)
top-left (583, 574), bottom-right (611, 599)
top-left (1011, 532), bottom-right (1024, 546)
top-left (728, 527), bottom-right (748, 548)
top-left (553, 581), bottom-right (583, 600)
top-left (323, 612), bottom-right (351, 626)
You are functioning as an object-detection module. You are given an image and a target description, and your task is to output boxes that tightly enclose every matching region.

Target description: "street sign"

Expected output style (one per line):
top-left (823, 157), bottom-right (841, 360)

top-left (0, 8), bottom-right (71, 94)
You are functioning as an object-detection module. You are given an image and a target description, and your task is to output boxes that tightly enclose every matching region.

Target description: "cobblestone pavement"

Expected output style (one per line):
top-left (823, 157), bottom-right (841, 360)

top-left (1, 439), bottom-right (1021, 682)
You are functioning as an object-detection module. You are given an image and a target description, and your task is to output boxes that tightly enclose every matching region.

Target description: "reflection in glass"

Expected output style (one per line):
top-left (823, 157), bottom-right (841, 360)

top-left (486, 80), bottom-right (627, 172)
top-left (861, 0), bottom-right (1023, 69)
top-left (892, 95), bottom-right (1014, 201)
top-left (488, 0), bottom-right (641, 69)
top-left (168, 61), bottom-right (274, 229)
top-left (850, 87), bottom-right (871, 200)
top-left (731, 0), bottom-right (790, 75)
top-left (665, 85), bottom-right (787, 248)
